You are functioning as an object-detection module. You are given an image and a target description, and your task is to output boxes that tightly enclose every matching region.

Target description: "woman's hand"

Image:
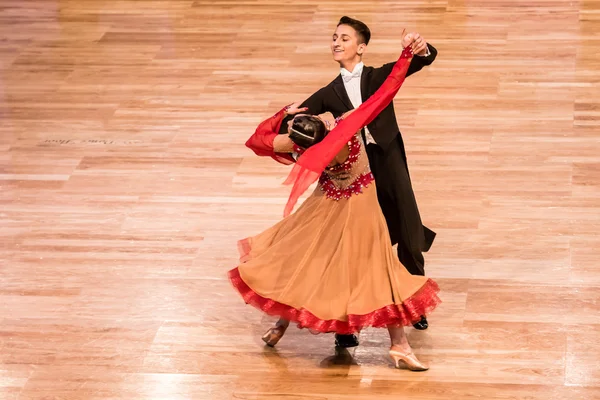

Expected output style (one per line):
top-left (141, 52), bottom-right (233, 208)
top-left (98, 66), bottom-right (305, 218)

top-left (400, 29), bottom-right (412, 49)
top-left (284, 102), bottom-right (308, 116)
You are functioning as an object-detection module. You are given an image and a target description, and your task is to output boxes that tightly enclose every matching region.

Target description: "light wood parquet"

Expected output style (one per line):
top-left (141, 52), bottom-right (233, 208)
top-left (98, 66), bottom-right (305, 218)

top-left (1, 1), bottom-right (600, 399)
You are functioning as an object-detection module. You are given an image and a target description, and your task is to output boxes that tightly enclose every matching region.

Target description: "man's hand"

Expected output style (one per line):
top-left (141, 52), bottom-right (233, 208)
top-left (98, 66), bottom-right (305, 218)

top-left (401, 30), bottom-right (429, 57)
top-left (410, 33), bottom-right (429, 56)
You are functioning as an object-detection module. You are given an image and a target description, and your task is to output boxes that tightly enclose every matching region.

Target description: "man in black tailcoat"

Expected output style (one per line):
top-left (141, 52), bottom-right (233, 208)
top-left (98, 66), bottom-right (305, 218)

top-left (280, 16), bottom-right (438, 347)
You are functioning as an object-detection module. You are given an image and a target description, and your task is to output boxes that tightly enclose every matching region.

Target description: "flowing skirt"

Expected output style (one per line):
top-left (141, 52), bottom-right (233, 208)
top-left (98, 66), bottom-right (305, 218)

top-left (228, 183), bottom-right (441, 334)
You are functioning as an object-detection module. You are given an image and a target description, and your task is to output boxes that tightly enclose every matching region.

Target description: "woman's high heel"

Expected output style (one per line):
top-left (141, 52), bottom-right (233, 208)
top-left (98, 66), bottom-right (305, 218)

top-left (389, 348), bottom-right (429, 371)
top-left (262, 326), bottom-right (287, 347)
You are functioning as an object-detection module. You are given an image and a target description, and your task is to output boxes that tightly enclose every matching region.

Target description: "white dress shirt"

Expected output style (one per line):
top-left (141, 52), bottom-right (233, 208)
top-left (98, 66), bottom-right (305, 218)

top-left (340, 61), bottom-right (377, 144)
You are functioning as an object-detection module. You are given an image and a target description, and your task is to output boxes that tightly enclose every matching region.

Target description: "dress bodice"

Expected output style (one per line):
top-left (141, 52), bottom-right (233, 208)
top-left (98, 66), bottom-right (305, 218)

top-left (318, 134), bottom-right (374, 200)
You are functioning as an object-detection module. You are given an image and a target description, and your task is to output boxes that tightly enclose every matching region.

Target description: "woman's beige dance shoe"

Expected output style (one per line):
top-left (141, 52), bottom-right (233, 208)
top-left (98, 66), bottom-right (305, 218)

top-left (389, 347), bottom-right (429, 371)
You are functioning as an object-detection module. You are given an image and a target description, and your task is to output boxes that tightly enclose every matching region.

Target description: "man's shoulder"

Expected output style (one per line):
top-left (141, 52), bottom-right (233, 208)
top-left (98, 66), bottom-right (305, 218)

top-left (363, 64), bottom-right (378, 73)
top-left (309, 76), bottom-right (340, 95)
top-left (366, 62), bottom-right (395, 71)
top-left (323, 74), bottom-right (341, 87)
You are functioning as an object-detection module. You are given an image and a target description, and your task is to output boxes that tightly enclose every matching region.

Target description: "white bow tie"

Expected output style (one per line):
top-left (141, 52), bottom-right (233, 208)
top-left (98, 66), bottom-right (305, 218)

top-left (341, 70), bottom-right (361, 83)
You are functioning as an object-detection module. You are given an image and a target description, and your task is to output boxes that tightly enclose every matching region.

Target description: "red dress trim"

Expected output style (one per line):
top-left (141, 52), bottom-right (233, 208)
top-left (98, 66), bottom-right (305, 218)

top-left (319, 171), bottom-right (374, 201)
top-left (318, 136), bottom-right (375, 201)
top-left (228, 266), bottom-right (441, 335)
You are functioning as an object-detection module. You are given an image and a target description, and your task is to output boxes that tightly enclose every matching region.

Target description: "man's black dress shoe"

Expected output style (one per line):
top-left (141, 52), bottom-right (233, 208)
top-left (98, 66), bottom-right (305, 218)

top-left (412, 316), bottom-right (428, 330)
top-left (334, 334), bottom-right (359, 348)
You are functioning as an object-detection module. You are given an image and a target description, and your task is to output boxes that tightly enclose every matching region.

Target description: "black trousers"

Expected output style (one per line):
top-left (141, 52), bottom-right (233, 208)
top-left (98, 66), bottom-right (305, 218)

top-left (365, 136), bottom-right (435, 276)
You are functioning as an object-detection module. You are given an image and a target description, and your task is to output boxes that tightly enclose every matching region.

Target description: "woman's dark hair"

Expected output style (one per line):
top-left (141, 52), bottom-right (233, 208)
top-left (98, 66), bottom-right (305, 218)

top-left (338, 16), bottom-right (371, 45)
top-left (289, 115), bottom-right (327, 149)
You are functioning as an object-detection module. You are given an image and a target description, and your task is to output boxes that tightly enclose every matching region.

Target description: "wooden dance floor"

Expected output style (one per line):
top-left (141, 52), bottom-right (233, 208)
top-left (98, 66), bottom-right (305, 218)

top-left (2, 0), bottom-right (600, 398)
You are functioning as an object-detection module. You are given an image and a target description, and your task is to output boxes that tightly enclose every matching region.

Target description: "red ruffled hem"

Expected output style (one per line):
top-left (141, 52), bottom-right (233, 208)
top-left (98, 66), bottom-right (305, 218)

top-left (227, 267), bottom-right (441, 335)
